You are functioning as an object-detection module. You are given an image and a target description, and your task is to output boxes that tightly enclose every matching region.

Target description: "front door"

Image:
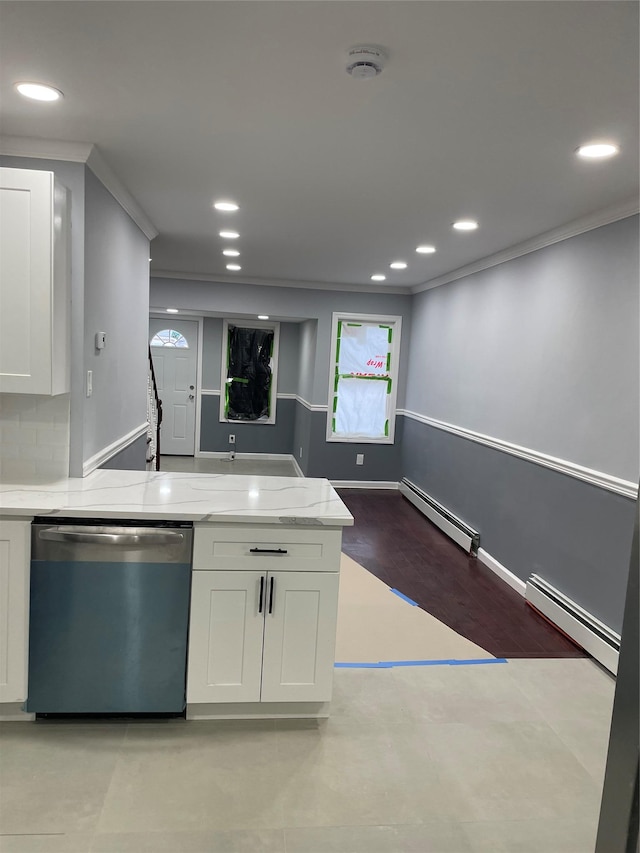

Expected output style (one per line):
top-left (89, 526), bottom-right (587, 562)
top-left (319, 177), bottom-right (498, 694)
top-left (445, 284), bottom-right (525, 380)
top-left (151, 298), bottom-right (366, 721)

top-left (149, 317), bottom-right (198, 455)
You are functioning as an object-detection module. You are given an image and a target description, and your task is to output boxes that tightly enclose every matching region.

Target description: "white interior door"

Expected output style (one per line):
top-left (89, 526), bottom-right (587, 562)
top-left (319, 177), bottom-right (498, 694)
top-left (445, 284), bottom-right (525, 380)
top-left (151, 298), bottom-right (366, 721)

top-left (149, 317), bottom-right (198, 455)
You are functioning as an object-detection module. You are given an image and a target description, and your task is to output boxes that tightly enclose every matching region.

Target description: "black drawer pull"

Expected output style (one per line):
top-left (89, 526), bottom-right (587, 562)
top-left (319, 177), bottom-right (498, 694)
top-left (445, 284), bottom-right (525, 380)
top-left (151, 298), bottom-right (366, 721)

top-left (268, 576), bottom-right (275, 614)
top-left (258, 576), bottom-right (265, 613)
top-left (249, 548), bottom-right (288, 555)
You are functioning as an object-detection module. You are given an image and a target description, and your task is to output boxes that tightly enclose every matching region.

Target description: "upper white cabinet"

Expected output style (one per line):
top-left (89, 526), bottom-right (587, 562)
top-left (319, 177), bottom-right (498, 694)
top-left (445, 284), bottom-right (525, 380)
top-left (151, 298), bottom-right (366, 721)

top-left (0, 168), bottom-right (70, 395)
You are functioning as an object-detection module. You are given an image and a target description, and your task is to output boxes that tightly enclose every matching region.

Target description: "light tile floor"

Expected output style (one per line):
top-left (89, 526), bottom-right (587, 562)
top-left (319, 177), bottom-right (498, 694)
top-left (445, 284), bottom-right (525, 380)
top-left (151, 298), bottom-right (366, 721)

top-left (159, 456), bottom-right (299, 478)
top-left (0, 658), bottom-right (613, 853)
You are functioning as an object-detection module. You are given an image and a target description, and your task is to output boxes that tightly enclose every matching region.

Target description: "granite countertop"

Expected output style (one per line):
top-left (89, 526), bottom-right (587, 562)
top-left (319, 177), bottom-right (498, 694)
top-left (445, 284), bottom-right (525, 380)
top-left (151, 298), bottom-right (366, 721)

top-left (0, 469), bottom-right (354, 526)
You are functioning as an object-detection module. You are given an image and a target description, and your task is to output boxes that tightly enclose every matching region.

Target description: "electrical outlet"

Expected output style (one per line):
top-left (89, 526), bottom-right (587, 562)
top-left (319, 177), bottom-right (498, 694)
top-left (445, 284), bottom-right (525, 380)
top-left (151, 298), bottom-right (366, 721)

top-left (86, 370), bottom-right (93, 397)
top-left (299, 447), bottom-right (303, 458)
top-left (356, 453), bottom-right (364, 465)
top-left (228, 434), bottom-right (235, 444)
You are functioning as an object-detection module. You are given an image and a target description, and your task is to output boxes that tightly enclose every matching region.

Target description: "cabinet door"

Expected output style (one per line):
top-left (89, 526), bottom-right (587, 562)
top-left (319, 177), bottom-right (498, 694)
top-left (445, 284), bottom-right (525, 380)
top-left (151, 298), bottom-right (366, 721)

top-left (0, 520), bottom-right (30, 703)
top-left (261, 572), bottom-right (339, 703)
top-left (0, 168), bottom-right (69, 395)
top-left (187, 571), bottom-right (265, 704)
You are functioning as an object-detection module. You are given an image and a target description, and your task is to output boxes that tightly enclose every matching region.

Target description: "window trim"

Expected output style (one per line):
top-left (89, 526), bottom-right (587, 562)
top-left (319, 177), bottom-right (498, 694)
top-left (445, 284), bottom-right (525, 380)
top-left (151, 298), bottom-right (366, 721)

top-left (218, 318), bottom-right (280, 425)
top-left (325, 312), bottom-right (402, 444)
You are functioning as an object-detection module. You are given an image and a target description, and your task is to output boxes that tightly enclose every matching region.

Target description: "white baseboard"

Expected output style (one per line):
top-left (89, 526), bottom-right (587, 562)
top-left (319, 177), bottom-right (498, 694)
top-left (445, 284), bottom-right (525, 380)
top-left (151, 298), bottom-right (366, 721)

top-left (330, 480), bottom-right (400, 489)
top-left (477, 548), bottom-right (527, 596)
top-left (196, 452), bottom-right (293, 461)
top-left (0, 702), bottom-right (35, 722)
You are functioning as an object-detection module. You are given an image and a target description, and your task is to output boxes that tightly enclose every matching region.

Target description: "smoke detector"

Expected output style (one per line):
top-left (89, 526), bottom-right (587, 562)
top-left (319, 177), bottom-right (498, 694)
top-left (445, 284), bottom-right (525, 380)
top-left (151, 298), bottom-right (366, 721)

top-left (346, 44), bottom-right (387, 79)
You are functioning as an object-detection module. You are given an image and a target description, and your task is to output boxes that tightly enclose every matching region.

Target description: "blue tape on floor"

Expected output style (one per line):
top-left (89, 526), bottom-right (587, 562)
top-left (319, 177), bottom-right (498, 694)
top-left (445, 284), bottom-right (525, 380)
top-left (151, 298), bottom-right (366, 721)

top-left (335, 658), bottom-right (507, 669)
top-left (389, 588), bottom-right (419, 606)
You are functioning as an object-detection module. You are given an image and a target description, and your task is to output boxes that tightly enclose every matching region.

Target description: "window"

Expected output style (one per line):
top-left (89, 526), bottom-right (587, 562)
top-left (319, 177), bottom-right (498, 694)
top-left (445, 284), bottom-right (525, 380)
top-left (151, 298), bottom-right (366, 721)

top-left (150, 329), bottom-right (189, 348)
top-left (327, 313), bottom-right (402, 443)
top-left (219, 319), bottom-right (280, 424)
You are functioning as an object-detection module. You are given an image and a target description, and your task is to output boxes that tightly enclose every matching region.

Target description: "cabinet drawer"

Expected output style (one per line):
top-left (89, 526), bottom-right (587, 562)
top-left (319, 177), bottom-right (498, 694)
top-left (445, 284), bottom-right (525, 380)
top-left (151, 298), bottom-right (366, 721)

top-left (193, 524), bottom-right (341, 572)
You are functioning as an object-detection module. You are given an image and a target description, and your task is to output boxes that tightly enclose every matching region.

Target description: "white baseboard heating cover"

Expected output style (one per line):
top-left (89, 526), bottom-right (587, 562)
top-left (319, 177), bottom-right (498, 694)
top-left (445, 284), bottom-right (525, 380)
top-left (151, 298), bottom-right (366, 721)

top-left (399, 478), bottom-right (480, 555)
top-left (525, 574), bottom-right (620, 675)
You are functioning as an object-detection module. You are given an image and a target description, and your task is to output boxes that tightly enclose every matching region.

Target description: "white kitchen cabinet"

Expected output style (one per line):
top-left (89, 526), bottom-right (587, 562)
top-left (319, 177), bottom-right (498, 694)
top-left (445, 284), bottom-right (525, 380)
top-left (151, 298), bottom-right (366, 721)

top-left (187, 569), bottom-right (339, 705)
top-left (187, 523), bottom-right (342, 712)
top-left (0, 168), bottom-right (70, 395)
top-left (0, 519), bottom-right (31, 704)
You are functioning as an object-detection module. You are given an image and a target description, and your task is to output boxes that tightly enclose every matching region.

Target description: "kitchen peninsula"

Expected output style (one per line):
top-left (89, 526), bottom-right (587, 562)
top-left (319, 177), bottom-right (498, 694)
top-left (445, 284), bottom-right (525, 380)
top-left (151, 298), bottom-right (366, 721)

top-left (0, 470), bottom-right (353, 722)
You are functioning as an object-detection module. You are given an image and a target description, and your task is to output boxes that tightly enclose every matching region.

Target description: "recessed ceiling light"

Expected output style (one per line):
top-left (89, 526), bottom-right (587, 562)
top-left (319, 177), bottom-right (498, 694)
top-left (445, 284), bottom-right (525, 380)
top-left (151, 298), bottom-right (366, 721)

top-left (389, 261), bottom-right (408, 270)
top-left (219, 230), bottom-right (239, 239)
top-left (453, 220), bottom-right (478, 231)
top-left (371, 274), bottom-right (386, 282)
top-left (223, 248), bottom-right (240, 257)
top-left (15, 81), bottom-right (63, 101)
top-left (214, 200), bottom-right (239, 212)
top-left (166, 308), bottom-right (179, 314)
top-left (226, 263), bottom-right (241, 271)
top-left (416, 245), bottom-right (436, 254)
top-left (576, 142), bottom-right (619, 159)
top-left (258, 315), bottom-right (269, 320)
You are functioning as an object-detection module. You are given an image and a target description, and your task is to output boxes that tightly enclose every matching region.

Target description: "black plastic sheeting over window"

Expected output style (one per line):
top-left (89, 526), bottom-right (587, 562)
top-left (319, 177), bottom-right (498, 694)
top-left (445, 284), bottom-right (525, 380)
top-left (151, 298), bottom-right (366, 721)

top-left (225, 326), bottom-right (274, 421)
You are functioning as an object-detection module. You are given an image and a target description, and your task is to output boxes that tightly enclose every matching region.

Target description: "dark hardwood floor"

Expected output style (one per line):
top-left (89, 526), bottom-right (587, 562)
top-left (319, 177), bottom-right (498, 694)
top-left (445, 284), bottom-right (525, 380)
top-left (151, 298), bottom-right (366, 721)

top-left (337, 489), bottom-right (587, 659)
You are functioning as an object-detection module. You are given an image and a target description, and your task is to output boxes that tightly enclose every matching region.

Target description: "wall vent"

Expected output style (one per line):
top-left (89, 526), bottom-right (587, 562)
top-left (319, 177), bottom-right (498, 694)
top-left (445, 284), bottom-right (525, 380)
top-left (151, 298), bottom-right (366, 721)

top-left (526, 574), bottom-right (620, 674)
top-left (399, 478), bottom-right (480, 555)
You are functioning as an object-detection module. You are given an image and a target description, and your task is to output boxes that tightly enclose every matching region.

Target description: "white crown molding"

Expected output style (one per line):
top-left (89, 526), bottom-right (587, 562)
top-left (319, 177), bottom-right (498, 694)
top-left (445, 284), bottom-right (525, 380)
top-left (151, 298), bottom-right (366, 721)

top-left (399, 409), bottom-right (638, 500)
top-left (152, 269), bottom-right (412, 296)
top-left (0, 135), bottom-right (158, 240)
top-left (0, 135), bottom-right (93, 162)
top-left (86, 147), bottom-right (158, 240)
top-left (83, 422), bottom-right (149, 477)
top-left (412, 196), bottom-right (640, 294)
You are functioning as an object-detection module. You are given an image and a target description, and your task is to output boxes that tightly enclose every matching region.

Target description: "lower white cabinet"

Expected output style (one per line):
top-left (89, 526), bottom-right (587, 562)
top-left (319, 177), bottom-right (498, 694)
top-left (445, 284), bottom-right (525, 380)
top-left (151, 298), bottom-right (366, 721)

top-left (187, 570), bottom-right (339, 705)
top-left (0, 519), bottom-right (31, 703)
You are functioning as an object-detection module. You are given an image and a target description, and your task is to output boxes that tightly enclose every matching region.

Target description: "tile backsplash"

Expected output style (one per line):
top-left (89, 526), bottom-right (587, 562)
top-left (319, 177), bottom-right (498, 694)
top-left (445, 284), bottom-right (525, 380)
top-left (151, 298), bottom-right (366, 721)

top-left (0, 394), bottom-right (70, 482)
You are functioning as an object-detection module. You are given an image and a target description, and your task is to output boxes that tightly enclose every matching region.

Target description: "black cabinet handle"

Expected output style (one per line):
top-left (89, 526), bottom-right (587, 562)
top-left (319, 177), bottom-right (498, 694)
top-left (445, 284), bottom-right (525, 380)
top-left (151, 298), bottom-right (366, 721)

top-left (250, 548), bottom-right (288, 555)
top-left (258, 576), bottom-right (265, 613)
top-left (268, 577), bottom-right (275, 614)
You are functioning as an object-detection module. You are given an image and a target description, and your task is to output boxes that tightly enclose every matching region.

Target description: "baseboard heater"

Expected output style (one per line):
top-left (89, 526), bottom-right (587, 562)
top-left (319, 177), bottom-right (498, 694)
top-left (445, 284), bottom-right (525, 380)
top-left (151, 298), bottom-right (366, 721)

top-left (399, 478), bottom-right (480, 555)
top-left (525, 574), bottom-right (620, 675)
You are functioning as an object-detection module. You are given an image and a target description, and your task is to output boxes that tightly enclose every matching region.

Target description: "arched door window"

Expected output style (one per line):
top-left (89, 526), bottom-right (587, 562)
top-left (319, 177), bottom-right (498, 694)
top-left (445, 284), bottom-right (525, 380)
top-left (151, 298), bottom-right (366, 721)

top-left (150, 329), bottom-right (189, 348)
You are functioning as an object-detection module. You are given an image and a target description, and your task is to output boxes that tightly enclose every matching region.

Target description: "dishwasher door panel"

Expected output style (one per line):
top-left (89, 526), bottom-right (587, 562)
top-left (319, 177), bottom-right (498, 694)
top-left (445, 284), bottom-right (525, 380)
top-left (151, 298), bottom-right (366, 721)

top-left (26, 560), bottom-right (191, 713)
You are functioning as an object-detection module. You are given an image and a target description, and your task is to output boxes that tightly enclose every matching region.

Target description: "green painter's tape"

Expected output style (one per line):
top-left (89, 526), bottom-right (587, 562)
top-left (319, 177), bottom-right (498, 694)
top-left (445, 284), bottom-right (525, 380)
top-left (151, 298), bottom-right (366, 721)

top-left (231, 377), bottom-right (249, 384)
top-left (386, 353), bottom-right (391, 371)
top-left (384, 419), bottom-right (389, 436)
top-left (388, 328), bottom-right (393, 343)
top-left (334, 373), bottom-right (340, 392)
top-left (338, 374), bottom-right (389, 381)
top-left (346, 323), bottom-right (362, 327)
top-left (333, 396), bottom-right (338, 412)
top-left (332, 417), bottom-right (336, 432)
top-left (336, 338), bottom-right (341, 364)
top-left (387, 378), bottom-right (392, 393)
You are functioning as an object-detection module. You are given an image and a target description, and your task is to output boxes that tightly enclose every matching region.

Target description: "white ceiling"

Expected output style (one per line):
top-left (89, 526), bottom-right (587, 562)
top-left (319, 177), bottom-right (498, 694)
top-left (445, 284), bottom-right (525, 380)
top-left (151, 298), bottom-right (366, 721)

top-left (1, 1), bottom-right (638, 293)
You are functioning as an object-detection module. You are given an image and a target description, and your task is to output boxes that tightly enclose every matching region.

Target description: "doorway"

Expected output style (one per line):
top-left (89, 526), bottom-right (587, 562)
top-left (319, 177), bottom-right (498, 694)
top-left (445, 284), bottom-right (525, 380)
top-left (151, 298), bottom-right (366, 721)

top-left (149, 317), bottom-right (200, 456)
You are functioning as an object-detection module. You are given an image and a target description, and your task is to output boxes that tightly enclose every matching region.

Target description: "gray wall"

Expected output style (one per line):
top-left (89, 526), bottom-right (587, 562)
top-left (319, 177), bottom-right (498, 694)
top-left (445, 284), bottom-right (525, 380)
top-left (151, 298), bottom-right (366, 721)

top-left (0, 156), bottom-right (86, 476)
top-left (405, 216), bottom-right (639, 481)
top-left (200, 395), bottom-right (295, 455)
top-left (83, 168), bottom-right (150, 464)
top-left (100, 432), bottom-right (148, 471)
top-left (297, 320), bottom-right (318, 404)
top-left (401, 215), bottom-right (639, 632)
top-left (151, 277), bottom-right (411, 406)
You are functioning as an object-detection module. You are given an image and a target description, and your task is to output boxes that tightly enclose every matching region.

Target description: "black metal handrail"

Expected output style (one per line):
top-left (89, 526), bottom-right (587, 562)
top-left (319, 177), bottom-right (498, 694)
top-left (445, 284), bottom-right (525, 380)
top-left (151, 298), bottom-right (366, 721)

top-left (148, 346), bottom-right (163, 470)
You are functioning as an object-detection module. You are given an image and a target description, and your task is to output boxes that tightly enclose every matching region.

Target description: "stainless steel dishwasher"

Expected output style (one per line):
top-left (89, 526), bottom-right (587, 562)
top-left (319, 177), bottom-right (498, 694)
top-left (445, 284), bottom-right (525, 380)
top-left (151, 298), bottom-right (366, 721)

top-left (27, 518), bottom-right (193, 715)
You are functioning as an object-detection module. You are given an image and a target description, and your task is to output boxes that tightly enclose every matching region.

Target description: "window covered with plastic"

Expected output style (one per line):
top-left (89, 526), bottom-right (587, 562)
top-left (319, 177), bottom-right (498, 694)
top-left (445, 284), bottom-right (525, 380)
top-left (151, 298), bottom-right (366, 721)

top-left (223, 325), bottom-right (275, 421)
top-left (327, 315), bottom-right (401, 443)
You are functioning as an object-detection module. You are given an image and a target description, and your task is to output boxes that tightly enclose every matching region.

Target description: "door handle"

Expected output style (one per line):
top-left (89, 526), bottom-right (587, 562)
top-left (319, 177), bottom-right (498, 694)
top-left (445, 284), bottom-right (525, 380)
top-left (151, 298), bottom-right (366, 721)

top-left (188, 394), bottom-right (195, 400)
top-left (258, 576), bottom-right (265, 613)
top-left (38, 527), bottom-right (184, 546)
top-left (268, 576), bottom-right (275, 614)
top-left (250, 548), bottom-right (288, 555)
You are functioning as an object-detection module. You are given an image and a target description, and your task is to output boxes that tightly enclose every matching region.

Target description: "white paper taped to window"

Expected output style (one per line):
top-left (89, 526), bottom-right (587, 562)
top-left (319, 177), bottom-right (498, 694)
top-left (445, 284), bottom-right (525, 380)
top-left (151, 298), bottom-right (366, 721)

top-left (334, 377), bottom-right (388, 437)
top-left (338, 324), bottom-right (390, 376)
